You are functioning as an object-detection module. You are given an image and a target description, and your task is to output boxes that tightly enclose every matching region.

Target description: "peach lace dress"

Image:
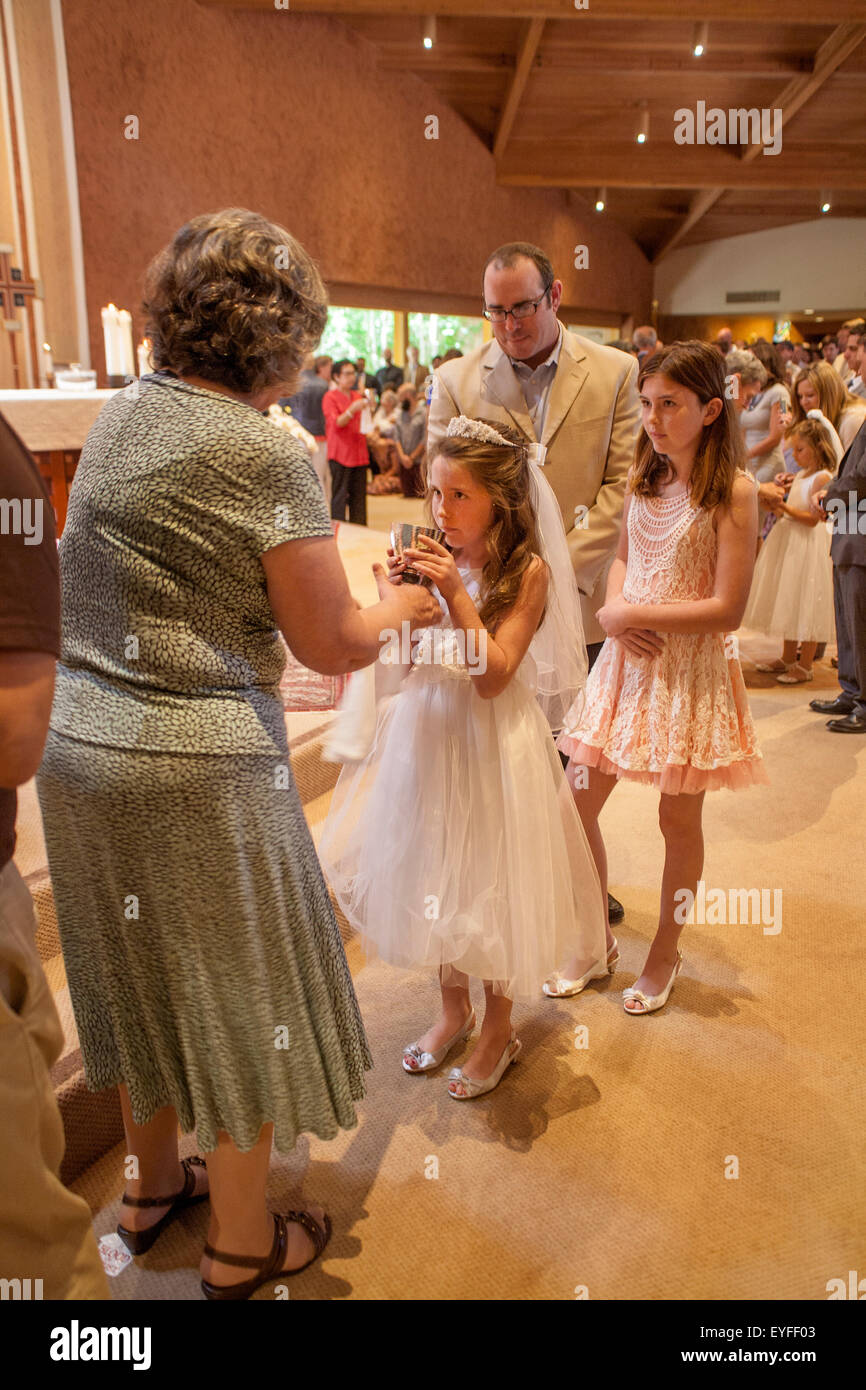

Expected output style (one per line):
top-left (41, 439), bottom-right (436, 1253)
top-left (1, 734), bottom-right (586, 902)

top-left (557, 486), bottom-right (768, 794)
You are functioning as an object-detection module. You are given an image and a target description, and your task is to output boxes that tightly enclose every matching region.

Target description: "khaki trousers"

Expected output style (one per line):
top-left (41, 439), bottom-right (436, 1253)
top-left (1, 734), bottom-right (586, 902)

top-left (0, 858), bottom-right (108, 1300)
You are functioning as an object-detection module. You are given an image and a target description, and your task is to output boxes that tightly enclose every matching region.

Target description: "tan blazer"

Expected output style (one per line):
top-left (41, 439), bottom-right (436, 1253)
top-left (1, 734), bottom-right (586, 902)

top-left (427, 325), bottom-right (640, 642)
top-left (404, 362), bottom-right (429, 390)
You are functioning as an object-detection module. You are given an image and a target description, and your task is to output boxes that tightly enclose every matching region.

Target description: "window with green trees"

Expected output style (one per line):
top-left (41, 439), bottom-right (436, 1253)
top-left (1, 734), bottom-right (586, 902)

top-left (318, 308), bottom-right (396, 366)
top-left (407, 314), bottom-right (484, 364)
top-left (317, 308), bottom-right (485, 373)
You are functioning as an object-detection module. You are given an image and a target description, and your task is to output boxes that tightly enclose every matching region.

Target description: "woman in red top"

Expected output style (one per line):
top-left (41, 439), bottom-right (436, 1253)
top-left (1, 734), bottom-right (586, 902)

top-left (323, 359), bottom-right (370, 524)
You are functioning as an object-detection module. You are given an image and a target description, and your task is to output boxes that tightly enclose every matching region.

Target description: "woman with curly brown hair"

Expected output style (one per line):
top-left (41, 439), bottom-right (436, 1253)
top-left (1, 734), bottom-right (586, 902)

top-left (35, 208), bottom-right (441, 1299)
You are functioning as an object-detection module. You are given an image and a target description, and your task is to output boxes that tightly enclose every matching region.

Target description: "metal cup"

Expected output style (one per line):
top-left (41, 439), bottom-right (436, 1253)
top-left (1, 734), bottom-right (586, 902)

top-left (390, 522), bottom-right (446, 585)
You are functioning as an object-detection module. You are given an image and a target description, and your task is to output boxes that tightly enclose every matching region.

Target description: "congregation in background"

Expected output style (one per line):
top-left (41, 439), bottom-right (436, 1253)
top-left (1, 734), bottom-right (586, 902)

top-left (278, 312), bottom-right (866, 731)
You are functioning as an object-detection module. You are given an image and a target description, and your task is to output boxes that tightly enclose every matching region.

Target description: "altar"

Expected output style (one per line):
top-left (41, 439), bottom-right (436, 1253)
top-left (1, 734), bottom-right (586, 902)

top-left (0, 388), bottom-right (117, 534)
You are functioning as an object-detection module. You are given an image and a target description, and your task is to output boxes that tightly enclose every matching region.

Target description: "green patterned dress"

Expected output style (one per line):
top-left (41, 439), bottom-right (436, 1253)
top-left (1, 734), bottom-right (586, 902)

top-left (36, 373), bottom-right (372, 1153)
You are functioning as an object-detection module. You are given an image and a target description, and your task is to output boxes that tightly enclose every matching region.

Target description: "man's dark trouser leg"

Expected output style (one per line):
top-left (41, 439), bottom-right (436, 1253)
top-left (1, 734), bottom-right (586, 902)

top-left (329, 459), bottom-right (349, 521)
top-left (837, 564), bottom-right (866, 717)
top-left (347, 466), bottom-right (368, 526)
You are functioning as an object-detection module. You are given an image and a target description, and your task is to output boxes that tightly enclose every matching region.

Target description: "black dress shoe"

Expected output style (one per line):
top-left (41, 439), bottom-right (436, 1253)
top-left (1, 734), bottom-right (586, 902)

top-left (810, 695), bottom-right (855, 715)
top-left (827, 713), bottom-right (866, 733)
top-left (607, 892), bottom-right (625, 924)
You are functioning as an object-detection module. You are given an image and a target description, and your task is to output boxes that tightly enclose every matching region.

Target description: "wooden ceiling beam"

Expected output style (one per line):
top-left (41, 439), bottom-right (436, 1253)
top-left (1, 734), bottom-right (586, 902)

top-left (652, 21), bottom-right (866, 260)
top-left (375, 50), bottom-right (821, 78)
top-left (653, 189), bottom-right (725, 262)
top-left (198, 1), bottom-right (866, 23)
top-left (497, 144), bottom-right (866, 190)
top-left (493, 18), bottom-right (545, 160)
top-left (741, 21), bottom-right (866, 163)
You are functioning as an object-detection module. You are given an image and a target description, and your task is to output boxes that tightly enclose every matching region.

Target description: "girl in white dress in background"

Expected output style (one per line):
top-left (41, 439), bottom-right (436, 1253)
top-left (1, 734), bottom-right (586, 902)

top-left (319, 417), bottom-right (608, 1100)
top-left (746, 418), bottom-right (836, 684)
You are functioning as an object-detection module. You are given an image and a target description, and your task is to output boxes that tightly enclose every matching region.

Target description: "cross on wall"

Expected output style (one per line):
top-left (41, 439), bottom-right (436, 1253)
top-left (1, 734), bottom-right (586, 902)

top-left (0, 244), bottom-right (39, 388)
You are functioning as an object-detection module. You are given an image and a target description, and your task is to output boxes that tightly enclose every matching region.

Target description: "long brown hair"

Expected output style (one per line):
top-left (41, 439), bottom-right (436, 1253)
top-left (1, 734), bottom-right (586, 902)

top-left (424, 425), bottom-right (546, 632)
top-left (631, 340), bottom-right (745, 510)
top-left (750, 339), bottom-right (787, 390)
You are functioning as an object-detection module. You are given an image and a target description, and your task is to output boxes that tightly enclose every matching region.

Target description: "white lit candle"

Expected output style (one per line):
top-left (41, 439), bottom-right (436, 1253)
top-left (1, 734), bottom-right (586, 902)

top-left (42, 341), bottom-right (54, 384)
top-left (101, 304), bottom-right (122, 377)
top-left (116, 309), bottom-right (135, 378)
top-left (137, 337), bottom-right (153, 377)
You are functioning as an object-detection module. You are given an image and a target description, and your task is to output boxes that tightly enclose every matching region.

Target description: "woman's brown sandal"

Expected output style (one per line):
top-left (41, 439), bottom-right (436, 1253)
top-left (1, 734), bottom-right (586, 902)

top-left (117, 1155), bottom-right (209, 1255)
top-left (200, 1209), bottom-right (332, 1301)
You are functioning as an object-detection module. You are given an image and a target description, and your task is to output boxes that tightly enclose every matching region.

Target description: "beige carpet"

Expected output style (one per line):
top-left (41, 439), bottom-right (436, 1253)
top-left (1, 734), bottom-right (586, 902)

top-left (16, 514), bottom-right (866, 1300)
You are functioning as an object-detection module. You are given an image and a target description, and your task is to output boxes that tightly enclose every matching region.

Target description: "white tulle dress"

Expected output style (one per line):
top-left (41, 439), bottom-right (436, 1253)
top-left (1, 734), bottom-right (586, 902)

top-left (743, 469), bottom-right (835, 643)
top-left (317, 563), bottom-right (608, 1001)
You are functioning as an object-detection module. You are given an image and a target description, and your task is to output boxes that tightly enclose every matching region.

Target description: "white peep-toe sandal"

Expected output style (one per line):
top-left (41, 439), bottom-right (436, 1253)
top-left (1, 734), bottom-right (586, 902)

top-left (447, 1034), bottom-right (522, 1100)
top-left (402, 1009), bottom-right (476, 1073)
top-left (542, 939), bottom-right (620, 998)
top-left (776, 664), bottom-right (814, 685)
top-left (622, 951), bottom-right (683, 1015)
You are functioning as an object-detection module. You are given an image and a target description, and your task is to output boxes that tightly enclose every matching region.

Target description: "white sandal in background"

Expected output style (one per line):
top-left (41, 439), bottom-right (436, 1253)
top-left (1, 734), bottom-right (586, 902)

top-left (402, 1009), bottom-right (476, 1073)
top-left (622, 951), bottom-right (683, 1015)
top-left (542, 938), bottom-right (620, 998)
top-left (777, 664), bottom-right (814, 685)
top-left (755, 659), bottom-right (789, 673)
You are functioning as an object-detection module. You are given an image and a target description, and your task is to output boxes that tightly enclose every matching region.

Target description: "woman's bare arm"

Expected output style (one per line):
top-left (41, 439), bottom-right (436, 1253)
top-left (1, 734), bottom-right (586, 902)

top-left (261, 535), bottom-right (440, 675)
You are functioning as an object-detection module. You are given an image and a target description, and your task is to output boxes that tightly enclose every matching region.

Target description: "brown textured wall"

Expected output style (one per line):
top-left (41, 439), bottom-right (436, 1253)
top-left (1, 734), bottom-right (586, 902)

top-left (61, 0), bottom-right (652, 384)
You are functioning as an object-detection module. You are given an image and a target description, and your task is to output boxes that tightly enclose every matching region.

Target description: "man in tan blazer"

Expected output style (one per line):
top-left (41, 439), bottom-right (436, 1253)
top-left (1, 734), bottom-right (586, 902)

top-left (427, 242), bottom-right (640, 651)
top-left (404, 344), bottom-right (430, 391)
top-left (427, 244), bottom-right (641, 924)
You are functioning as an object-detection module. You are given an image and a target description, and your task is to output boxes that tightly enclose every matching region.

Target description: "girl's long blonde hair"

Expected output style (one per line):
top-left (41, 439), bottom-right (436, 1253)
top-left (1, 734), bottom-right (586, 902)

top-left (784, 418), bottom-right (838, 475)
top-left (424, 425), bottom-right (545, 632)
top-left (791, 361), bottom-right (862, 429)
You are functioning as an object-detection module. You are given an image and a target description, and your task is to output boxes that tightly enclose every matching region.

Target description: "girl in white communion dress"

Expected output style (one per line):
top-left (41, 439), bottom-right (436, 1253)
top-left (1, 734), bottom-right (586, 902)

top-left (318, 417), bottom-right (608, 1100)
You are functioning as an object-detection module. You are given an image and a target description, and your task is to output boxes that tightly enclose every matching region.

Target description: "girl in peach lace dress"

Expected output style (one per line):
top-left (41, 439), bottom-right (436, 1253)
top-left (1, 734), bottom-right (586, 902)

top-left (548, 341), bottom-right (768, 1015)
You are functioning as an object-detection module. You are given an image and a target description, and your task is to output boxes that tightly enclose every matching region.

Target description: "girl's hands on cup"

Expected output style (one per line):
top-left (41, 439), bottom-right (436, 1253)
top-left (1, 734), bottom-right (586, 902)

top-left (383, 544), bottom-right (407, 584)
top-left (402, 537), bottom-right (462, 601)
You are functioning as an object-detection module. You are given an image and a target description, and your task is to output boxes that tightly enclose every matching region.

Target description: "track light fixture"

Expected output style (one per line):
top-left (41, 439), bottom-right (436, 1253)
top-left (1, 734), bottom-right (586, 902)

top-left (636, 101), bottom-right (649, 145)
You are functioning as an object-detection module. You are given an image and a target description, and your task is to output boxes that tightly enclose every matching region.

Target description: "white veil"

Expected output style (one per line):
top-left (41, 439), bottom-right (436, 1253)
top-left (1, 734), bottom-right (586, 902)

top-left (525, 449), bottom-right (589, 731)
top-left (444, 416), bottom-right (589, 730)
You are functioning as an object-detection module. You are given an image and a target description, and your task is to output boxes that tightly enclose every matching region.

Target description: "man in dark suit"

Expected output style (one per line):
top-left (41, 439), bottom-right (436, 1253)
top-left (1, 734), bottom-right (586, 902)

top-left (810, 418), bottom-right (866, 731)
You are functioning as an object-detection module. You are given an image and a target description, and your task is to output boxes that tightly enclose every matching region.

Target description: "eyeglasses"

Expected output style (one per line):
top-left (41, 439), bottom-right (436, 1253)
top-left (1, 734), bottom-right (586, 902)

top-left (482, 290), bottom-right (551, 324)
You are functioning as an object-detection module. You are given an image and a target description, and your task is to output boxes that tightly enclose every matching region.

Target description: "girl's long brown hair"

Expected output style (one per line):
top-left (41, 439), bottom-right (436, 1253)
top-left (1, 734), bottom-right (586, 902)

top-left (424, 425), bottom-right (546, 632)
top-left (631, 340), bottom-right (746, 510)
